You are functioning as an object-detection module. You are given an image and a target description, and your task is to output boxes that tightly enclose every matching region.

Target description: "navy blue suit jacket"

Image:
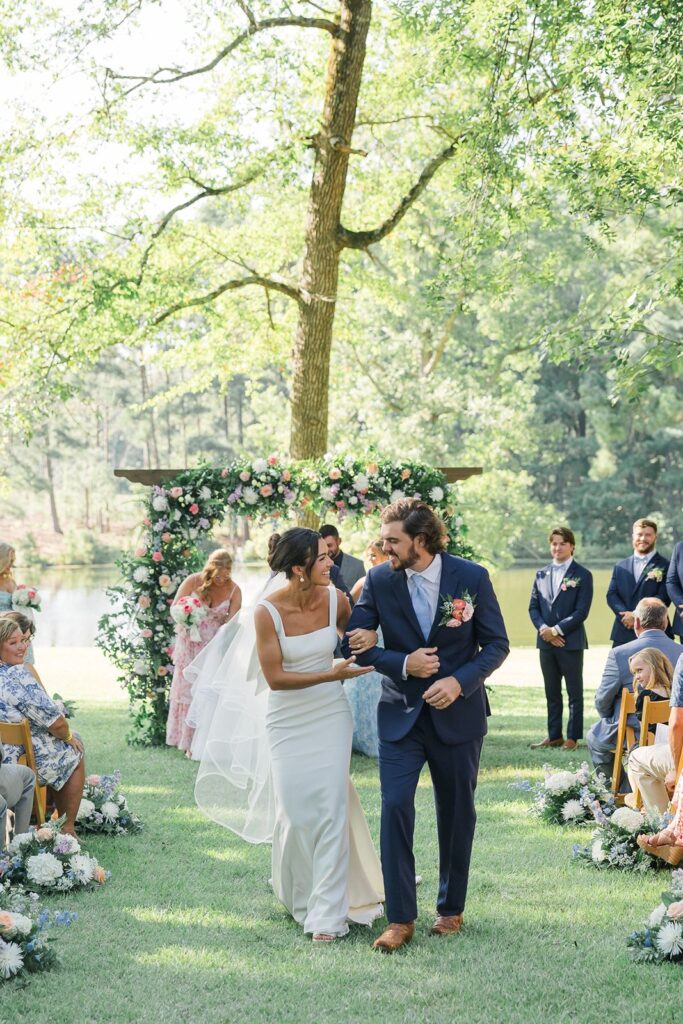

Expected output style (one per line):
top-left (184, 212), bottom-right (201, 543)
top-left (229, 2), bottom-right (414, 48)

top-left (667, 541), bottom-right (683, 640)
top-left (606, 552), bottom-right (671, 646)
top-left (341, 554), bottom-right (509, 744)
top-left (528, 561), bottom-right (593, 651)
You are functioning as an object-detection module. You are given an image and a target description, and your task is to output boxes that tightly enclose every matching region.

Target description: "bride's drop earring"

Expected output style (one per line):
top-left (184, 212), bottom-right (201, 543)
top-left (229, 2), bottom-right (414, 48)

top-left (299, 576), bottom-right (305, 583)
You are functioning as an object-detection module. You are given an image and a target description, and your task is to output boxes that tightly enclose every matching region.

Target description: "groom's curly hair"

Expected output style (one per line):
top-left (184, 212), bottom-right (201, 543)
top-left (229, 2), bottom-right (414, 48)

top-left (381, 498), bottom-right (447, 555)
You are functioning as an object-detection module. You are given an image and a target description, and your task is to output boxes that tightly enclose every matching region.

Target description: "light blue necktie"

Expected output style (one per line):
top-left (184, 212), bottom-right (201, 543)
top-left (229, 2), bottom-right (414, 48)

top-left (411, 574), bottom-right (433, 641)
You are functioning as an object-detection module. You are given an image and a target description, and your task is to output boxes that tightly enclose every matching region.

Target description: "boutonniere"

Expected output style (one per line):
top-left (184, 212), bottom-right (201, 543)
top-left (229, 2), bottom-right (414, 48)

top-left (439, 590), bottom-right (476, 628)
top-left (560, 577), bottom-right (581, 591)
top-left (645, 567), bottom-right (664, 582)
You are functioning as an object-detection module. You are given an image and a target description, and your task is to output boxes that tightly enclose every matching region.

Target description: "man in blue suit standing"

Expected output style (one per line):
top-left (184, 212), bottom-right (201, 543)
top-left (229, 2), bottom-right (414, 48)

top-left (667, 540), bottom-right (683, 641)
top-left (529, 527), bottom-right (593, 751)
top-left (606, 518), bottom-right (671, 647)
top-left (342, 498), bottom-right (509, 952)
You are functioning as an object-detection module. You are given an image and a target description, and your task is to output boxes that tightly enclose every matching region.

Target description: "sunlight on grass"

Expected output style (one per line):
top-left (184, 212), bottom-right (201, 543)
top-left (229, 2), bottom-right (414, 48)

top-left (128, 906), bottom-right (254, 929)
top-left (202, 846), bottom-right (252, 864)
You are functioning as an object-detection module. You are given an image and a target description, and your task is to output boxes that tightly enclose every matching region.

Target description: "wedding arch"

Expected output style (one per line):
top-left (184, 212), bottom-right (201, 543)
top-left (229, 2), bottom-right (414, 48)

top-left (97, 454), bottom-right (477, 746)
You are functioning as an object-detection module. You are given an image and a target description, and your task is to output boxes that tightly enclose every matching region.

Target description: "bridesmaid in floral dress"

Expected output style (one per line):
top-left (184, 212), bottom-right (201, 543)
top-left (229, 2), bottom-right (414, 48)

top-left (166, 550), bottom-right (242, 754)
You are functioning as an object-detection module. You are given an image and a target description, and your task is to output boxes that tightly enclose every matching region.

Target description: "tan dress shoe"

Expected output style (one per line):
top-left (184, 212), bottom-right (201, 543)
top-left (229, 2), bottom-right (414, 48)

top-left (372, 922), bottom-right (415, 952)
top-left (529, 737), bottom-right (563, 749)
top-left (430, 914), bottom-right (463, 936)
top-left (561, 739), bottom-right (578, 751)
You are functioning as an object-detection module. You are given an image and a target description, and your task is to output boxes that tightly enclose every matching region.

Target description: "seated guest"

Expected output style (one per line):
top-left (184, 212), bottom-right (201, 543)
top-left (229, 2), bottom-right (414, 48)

top-left (320, 525), bottom-right (365, 592)
top-left (637, 709), bottom-right (683, 863)
top-left (628, 650), bottom-right (683, 814)
top-left (606, 518), bottom-right (671, 647)
top-left (586, 598), bottom-right (681, 783)
top-left (0, 610), bottom-right (41, 681)
top-left (350, 540), bottom-right (389, 603)
top-left (0, 738), bottom-right (35, 849)
top-left (668, 539), bottom-right (683, 642)
top-left (0, 619), bottom-right (84, 834)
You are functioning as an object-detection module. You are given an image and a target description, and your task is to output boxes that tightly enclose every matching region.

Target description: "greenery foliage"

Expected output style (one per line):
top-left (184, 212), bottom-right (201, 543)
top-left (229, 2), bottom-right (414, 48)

top-left (96, 454), bottom-right (472, 745)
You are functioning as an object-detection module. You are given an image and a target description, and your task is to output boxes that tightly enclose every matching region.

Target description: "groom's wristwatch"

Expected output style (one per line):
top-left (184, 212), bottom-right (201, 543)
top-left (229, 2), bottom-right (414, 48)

top-left (550, 627), bottom-right (559, 637)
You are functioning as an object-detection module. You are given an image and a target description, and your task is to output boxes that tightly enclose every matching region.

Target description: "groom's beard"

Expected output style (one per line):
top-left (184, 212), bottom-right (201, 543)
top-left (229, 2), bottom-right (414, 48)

top-left (390, 545), bottom-right (420, 572)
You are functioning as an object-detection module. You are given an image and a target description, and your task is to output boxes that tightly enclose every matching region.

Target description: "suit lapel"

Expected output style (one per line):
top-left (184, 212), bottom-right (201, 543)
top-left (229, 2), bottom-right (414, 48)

top-left (390, 568), bottom-right (424, 641)
top-left (427, 555), bottom-right (457, 642)
top-left (632, 554), bottom-right (656, 599)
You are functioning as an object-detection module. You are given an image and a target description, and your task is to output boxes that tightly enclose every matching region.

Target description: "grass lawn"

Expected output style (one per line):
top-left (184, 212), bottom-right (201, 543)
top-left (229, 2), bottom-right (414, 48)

top-left (3, 684), bottom-right (680, 1024)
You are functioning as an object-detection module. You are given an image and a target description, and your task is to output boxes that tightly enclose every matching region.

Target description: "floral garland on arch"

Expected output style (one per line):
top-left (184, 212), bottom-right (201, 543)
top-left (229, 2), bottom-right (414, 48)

top-left (96, 453), bottom-right (474, 746)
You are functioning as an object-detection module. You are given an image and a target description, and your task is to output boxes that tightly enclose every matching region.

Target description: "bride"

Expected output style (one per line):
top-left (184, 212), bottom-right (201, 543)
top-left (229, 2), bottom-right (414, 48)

top-left (194, 528), bottom-right (384, 943)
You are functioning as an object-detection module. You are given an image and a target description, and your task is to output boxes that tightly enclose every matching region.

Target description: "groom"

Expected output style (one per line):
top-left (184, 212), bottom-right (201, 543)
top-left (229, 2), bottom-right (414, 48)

top-left (343, 498), bottom-right (509, 951)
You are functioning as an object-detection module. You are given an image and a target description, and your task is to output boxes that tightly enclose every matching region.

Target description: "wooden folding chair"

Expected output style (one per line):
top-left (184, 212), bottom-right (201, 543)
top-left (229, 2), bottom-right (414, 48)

top-left (0, 719), bottom-right (46, 825)
top-left (633, 696), bottom-right (672, 809)
top-left (611, 688), bottom-right (638, 804)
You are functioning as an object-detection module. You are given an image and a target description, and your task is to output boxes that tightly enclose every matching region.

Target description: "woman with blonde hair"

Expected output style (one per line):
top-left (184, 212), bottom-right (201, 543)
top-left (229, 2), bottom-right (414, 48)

top-left (166, 549), bottom-right (242, 753)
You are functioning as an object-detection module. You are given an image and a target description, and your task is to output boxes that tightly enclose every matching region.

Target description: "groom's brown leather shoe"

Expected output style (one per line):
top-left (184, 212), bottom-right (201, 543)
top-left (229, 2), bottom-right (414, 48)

top-left (430, 914), bottom-right (463, 936)
top-left (372, 922), bottom-right (414, 952)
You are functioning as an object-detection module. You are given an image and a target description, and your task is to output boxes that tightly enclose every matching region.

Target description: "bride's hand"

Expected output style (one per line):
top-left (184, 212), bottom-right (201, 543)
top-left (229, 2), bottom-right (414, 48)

top-left (345, 628), bottom-right (378, 654)
top-left (332, 656), bottom-right (375, 681)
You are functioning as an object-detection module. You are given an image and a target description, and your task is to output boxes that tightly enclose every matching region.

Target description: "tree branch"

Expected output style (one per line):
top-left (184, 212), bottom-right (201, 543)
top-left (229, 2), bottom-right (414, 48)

top-left (105, 16), bottom-right (339, 98)
top-left (151, 275), bottom-right (302, 327)
top-left (338, 135), bottom-right (467, 250)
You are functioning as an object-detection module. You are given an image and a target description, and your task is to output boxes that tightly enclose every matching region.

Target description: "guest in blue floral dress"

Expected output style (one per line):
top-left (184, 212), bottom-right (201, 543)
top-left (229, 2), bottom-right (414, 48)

top-left (0, 619), bottom-right (85, 834)
top-left (344, 541), bottom-right (390, 757)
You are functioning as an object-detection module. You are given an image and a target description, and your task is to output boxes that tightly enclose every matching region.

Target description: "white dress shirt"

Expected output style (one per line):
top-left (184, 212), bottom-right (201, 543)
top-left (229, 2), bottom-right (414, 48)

top-left (633, 551), bottom-right (656, 581)
top-left (543, 556), bottom-right (573, 635)
top-left (402, 553), bottom-right (443, 678)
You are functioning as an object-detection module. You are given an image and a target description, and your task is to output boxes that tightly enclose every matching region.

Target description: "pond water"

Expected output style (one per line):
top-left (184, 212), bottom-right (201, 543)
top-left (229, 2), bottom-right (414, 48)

top-left (24, 564), bottom-right (616, 649)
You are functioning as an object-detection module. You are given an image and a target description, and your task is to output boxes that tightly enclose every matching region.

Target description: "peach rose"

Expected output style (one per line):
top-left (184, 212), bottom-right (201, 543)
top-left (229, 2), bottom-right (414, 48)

top-left (157, 665), bottom-right (168, 677)
top-left (170, 487), bottom-right (183, 499)
top-left (94, 866), bottom-right (107, 884)
top-left (667, 900), bottom-right (683, 920)
top-left (0, 912), bottom-right (15, 934)
top-left (134, 546), bottom-right (147, 558)
top-left (138, 596), bottom-right (151, 609)
top-left (329, 468), bottom-right (342, 480)
top-left (141, 628), bottom-right (153, 639)
top-left (143, 517), bottom-right (151, 526)
top-left (35, 827), bottom-right (52, 842)
top-left (161, 532), bottom-right (172, 543)
top-left (282, 470), bottom-right (291, 482)
top-left (366, 463), bottom-right (379, 476)
top-left (221, 468), bottom-right (229, 478)
top-left (158, 574), bottom-right (171, 588)
top-left (239, 470), bottom-right (251, 482)
top-left (260, 484), bottom-right (273, 497)
top-left (400, 468), bottom-right (412, 480)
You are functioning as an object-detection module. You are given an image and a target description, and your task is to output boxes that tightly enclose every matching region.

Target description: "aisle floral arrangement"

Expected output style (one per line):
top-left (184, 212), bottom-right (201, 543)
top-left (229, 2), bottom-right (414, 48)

top-left (521, 763), bottom-right (612, 825)
top-left (76, 771), bottom-right (143, 836)
top-left (0, 817), bottom-right (108, 892)
top-left (628, 869), bottom-right (683, 963)
top-left (0, 881), bottom-right (76, 981)
top-left (96, 452), bottom-right (473, 745)
top-left (573, 805), bottom-right (670, 872)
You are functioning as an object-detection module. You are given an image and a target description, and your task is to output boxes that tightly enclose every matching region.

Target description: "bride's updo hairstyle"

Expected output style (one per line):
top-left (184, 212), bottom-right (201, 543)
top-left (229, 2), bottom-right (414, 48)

top-left (267, 528), bottom-right (321, 579)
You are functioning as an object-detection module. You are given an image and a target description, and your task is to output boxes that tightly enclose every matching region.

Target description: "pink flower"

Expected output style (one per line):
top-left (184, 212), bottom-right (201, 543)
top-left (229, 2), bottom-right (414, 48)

top-left (282, 469), bottom-right (291, 482)
top-left (189, 503), bottom-right (199, 514)
top-left (35, 827), bottom-right (52, 842)
top-left (161, 532), bottom-right (172, 543)
top-left (86, 774), bottom-right (101, 786)
top-left (335, 500), bottom-right (346, 508)
top-left (157, 665), bottom-right (168, 677)
top-left (158, 574), bottom-right (171, 588)
top-left (152, 551), bottom-right (163, 563)
top-left (192, 597), bottom-right (201, 607)
top-left (446, 618), bottom-right (463, 628)
top-left (239, 471), bottom-right (251, 482)
top-left (170, 487), bottom-right (183, 499)
top-left (667, 900), bottom-right (683, 920)
top-left (267, 455), bottom-right (278, 466)
top-left (221, 468), bottom-right (229, 478)
top-left (27, 589), bottom-right (36, 599)
top-left (461, 602), bottom-right (474, 622)
top-left (138, 596), bottom-right (151, 609)
top-left (260, 484), bottom-right (273, 497)
top-left (141, 628), bottom-right (153, 638)
top-left (329, 468), bottom-right (342, 480)
top-left (134, 546), bottom-right (147, 557)
top-left (143, 517), bottom-right (151, 526)
top-left (165, 645), bottom-right (174, 656)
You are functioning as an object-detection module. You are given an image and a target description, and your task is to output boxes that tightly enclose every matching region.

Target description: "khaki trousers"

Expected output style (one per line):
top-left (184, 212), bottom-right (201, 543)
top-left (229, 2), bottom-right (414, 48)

top-left (627, 744), bottom-right (674, 814)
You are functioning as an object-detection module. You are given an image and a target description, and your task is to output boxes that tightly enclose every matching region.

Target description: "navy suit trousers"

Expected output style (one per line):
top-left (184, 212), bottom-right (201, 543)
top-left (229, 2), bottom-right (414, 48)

top-left (378, 704), bottom-right (483, 923)
top-left (539, 648), bottom-right (584, 740)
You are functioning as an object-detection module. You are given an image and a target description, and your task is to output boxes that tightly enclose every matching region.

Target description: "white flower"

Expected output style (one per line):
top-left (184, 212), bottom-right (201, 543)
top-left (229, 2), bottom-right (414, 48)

top-left (655, 920), bottom-right (683, 958)
top-left (544, 771), bottom-right (577, 794)
top-left (199, 486), bottom-right (211, 500)
top-left (7, 832), bottom-right (34, 855)
top-left (610, 807), bottom-right (644, 833)
top-left (133, 566), bottom-right (150, 583)
top-left (353, 474), bottom-right (369, 492)
top-left (561, 799), bottom-right (585, 822)
top-left (252, 458), bottom-right (268, 474)
top-left (76, 798), bottom-right (96, 821)
top-left (26, 853), bottom-right (64, 886)
top-left (591, 840), bottom-right (608, 863)
top-left (320, 487), bottom-right (336, 502)
top-left (172, 509), bottom-right (181, 521)
top-left (389, 489), bottom-right (405, 503)
top-left (101, 801), bottom-right (120, 821)
top-left (53, 833), bottom-right (80, 855)
top-left (133, 659), bottom-right (149, 676)
top-left (152, 495), bottom-right (168, 511)
top-left (429, 486), bottom-right (444, 502)
top-left (348, 496), bottom-right (358, 505)
top-left (69, 854), bottom-right (95, 884)
top-left (0, 939), bottom-right (24, 979)
top-left (242, 487), bottom-right (258, 505)
top-left (0, 912), bottom-right (32, 938)
top-left (649, 903), bottom-right (668, 927)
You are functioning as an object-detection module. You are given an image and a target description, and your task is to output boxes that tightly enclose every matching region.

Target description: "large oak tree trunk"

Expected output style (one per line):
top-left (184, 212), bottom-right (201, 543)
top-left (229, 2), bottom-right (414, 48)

top-left (289, 0), bottom-right (372, 459)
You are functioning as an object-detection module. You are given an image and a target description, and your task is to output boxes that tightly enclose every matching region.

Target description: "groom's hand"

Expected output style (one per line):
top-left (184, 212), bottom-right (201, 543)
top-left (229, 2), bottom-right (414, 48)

top-left (423, 676), bottom-right (462, 708)
top-left (406, 647), bottom-right (440, 678)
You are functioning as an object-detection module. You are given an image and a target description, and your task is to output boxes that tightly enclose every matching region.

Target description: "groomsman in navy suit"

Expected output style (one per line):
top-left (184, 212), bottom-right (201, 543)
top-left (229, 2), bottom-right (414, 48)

top-left (667, 540), bottom-right (683, 641)
top-left (606, 518), bottom-right (671, 647)
top-left (529, 527), bottom-right (593, 750)
top-left (343, 499), bottom-right (508, 952)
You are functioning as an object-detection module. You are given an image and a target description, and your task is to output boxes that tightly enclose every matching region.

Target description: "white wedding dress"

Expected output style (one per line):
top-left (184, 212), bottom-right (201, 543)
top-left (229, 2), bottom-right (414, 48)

top-left (259, 585), bottom-right (384, 936)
